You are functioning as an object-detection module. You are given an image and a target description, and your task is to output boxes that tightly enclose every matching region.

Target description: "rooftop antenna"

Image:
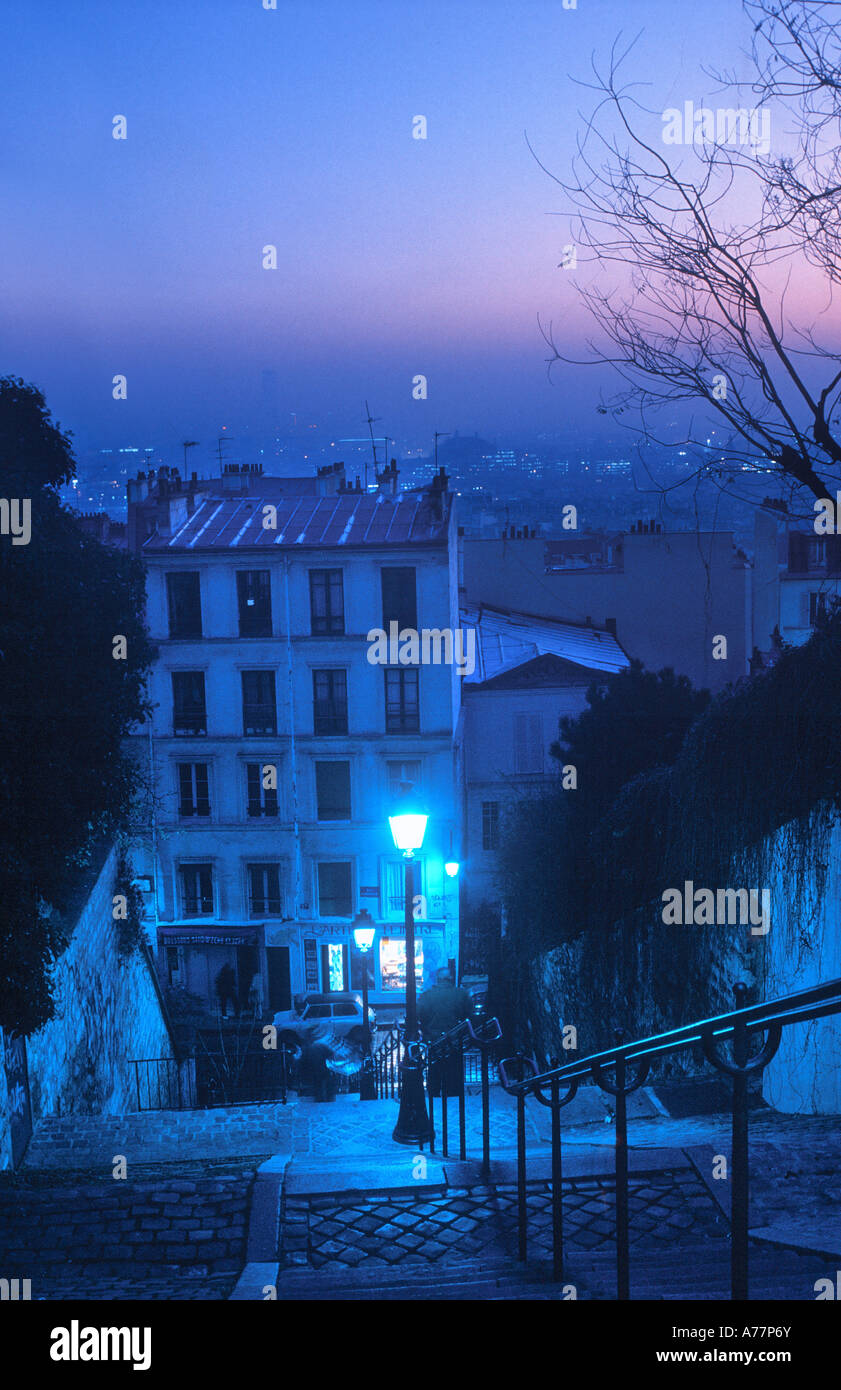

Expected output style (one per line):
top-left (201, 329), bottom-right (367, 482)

top-left (364, 400), bottom-right (381, 491)
top-left (434, 431), bottom-right (451, 471)
top-left (216, 434), bottom-right (232, 473)
top-left (181, 440), bottom-right (199, 472)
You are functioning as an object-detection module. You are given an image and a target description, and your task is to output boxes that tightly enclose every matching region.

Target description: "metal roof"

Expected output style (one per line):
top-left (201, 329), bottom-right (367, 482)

top-left (460, 604), bottom-right (630, 683)
top-left (145, 492), bottom-right (451, 552)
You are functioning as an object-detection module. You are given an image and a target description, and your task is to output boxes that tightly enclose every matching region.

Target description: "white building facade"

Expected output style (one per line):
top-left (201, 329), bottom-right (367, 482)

top-left (132, 474), bottom-right (461, 1018)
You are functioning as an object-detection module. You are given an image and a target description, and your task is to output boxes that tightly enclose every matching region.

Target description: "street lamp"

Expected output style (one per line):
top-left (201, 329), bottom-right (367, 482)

top-left (388, 786), bottom-right (432, 1145)
top-left (352, 908), bottom-right (377, 1101)
top-left (444, 861), bottom-right (460, 878)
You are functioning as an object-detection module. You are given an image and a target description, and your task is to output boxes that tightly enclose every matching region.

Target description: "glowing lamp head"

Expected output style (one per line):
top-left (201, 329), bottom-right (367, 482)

top-left (352, 909), bottom-right (376, 952)
top-left (444, 861), bottom-right (460, 879)
top-left (388, 785), bottom-right (428, 854)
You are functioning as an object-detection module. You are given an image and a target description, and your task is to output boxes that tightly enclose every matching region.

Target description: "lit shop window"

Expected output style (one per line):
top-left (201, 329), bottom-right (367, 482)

top-left (326, 942), bottom-right (345, 993)
top-left (379, 937), bottom-right (424, 992)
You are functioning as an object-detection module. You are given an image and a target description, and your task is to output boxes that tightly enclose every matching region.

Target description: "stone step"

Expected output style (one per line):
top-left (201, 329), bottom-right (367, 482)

top-left (271, 1256), bottom-right (568, 1301)
top-left (568, 1243), bottom-right (831, 1301)
top-left (236, 1239), bottom-right (835, 1301)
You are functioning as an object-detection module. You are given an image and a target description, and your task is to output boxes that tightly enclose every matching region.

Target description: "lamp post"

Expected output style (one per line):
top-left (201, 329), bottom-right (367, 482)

top-left (388, 787), bottom-right (432, 1146)
top-left (352, 909), bottom-right (377, 1101)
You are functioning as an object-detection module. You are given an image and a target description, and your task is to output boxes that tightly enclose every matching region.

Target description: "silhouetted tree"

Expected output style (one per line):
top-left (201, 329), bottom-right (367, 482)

top-left (498, 664), bottom-right (709, 953)
top-left (537, 0), bottom-right (841, 519)
top-left (0, 378), bottom-right (154, 1034)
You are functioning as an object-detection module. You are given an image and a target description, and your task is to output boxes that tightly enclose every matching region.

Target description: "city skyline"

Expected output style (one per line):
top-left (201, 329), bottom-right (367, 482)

top-left (6, 0), bottom-right (753, 452)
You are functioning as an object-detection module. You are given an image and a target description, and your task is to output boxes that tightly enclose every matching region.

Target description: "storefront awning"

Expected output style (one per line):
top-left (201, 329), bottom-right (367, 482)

top-left (159, 925), bottom-right (261, 946)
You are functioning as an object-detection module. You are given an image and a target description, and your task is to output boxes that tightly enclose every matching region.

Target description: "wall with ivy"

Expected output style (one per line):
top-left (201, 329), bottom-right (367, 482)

top-left (761, 818), bottom-right (841, 1113)
top-left (0, 843), bottom-right (175, 1168)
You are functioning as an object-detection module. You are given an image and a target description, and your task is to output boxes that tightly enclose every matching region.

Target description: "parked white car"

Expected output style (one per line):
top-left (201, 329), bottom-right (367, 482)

top-left (272, 992), bottom-right (376, 1048)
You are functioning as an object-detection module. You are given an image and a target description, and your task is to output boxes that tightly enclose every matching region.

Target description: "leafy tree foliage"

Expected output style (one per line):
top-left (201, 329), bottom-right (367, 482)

top-left (498, 663), bottom-right (710, 953)
top-left (0, 378), bottom-right (154, 1034)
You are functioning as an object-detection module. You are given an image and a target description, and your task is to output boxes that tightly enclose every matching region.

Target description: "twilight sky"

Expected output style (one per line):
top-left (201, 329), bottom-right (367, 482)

top-left (3, 0), bottom-right (756, 459)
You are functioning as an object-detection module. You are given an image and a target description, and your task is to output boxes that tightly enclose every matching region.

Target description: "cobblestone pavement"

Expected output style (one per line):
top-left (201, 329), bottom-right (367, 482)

top-left (281, 1167), bottom-right (727, 1271)
top-left (28, 1273), bottom-right (237, 1301)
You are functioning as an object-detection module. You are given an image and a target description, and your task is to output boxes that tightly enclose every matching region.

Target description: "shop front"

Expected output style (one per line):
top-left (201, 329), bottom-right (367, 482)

top-left (274, 920), bottom-right (451, 1008)
top-left (157, 924), bottom-right (264, 1016)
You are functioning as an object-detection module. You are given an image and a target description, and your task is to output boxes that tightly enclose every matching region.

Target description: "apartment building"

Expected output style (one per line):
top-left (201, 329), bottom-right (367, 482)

top-left (129, 465), bottom-right (461, 1018)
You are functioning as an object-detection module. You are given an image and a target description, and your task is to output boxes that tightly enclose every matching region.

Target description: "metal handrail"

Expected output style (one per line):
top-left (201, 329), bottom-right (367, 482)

top-left (427, 1015), bottom-right (501, 1174)
top-left (498, 976), bottom-right (841, 1300)
top-left (372, 1023), bottom-right (404, 1099)
top-left (501, 975), bottom-right (841, 1093)
top-left (426, 1013), bottom-right (501, 1062)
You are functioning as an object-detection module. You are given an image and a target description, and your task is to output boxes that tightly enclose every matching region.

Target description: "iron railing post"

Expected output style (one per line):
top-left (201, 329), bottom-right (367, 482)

top-left (481, 1039), bottom-right (491, 1181)
top-left (732, 982), bottom-right (750, 1302)
top-left (615, 1046), bottom-right (630, 1302)
top-left (441, 1057), bottom-right (449, 1158)
top-left (517, 1087), bottom-right (528, 1262)
top-left (551, 1075), bottom-right (563, 1282)
top-left (459, 1043), bottom-right (467, 1160)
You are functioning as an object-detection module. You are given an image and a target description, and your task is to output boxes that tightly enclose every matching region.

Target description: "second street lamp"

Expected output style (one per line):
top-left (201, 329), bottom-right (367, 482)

top-left (352, 909), bottom-right (377, 1101)
top-left (388, 787), bottom-right (432, 1146)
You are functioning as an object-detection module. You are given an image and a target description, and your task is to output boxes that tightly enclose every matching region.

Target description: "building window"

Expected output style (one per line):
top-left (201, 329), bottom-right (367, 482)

top-left (172, 671), bottom-right (207, 736)
top-left (247, 864), bottom-right (283, 917)
top-left (317, 861), bottom-right (353, 917)
top-left (246, 763), bottom-right (279, 818)
top-left (381, 859), bottom-right (426, 919)
top-left (514, 712), bottom-right (543, 774)
top-left (381, 567), bottom-right (417, 631)
top-left (315, 761), bottom-right (351, 820)
top-left (180, 863), bottom-right (213, 917)
top-left (166, 572), bottom-right (202, 639)
top-left (482, 801), bottom-right (500, 851)
top-left (237, 570), bottom-right (272, 637)
top-left (242, 670), bottom-right (277, 735)
top-left (178, 763), bottom-right (210, 818)
top-left (313, 669), bottom-right (348, 735)
top-left (387, 759), bottom-right (421, 799)
top-left (385, 668), bottom-right (419, 733)
top-left (309, 569), bottom-right (344, 635)
top-left (809, 591), bottom-right (828, 626)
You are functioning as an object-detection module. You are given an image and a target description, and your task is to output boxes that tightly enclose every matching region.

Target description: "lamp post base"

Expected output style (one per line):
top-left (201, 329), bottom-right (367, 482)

top-left (392, 1054), bottom-right (432, 1145)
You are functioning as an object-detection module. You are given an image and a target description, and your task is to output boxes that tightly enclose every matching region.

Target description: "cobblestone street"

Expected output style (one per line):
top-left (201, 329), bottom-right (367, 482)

top-left (8, 1085), bottom-right (841, 1300)
top-left (292, 1167), bottom-right (726, 1271)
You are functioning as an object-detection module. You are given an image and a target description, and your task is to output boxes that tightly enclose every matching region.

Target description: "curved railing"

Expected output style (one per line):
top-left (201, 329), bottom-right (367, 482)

top-left (498, 976), bottom-right (841, 1300)
top-left (372, 1024), bottom-right (405, 1099)
top-left (427, 1015), bottom-right (502, 1174)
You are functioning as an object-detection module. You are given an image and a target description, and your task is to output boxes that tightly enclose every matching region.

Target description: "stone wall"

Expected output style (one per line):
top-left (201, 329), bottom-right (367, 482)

top-left (0, 1172), bottom-right (252, 1276)
top-left (527, 816), bottom-right (841, 1114)
top-left (0, 842), bottom-right (176, 1170)
top-left (760, 819), bottom-right (841, 1114)
top-left (528, 901), bottom-right (760, 1073)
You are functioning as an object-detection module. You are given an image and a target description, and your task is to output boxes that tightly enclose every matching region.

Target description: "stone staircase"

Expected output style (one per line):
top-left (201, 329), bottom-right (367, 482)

top-left (569, 1242), bottom-right (830, 1301)
top-left (248, 1241), bottom-right (831, 1301)
top-left (21, 1105), bottom-right (291, 1169)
